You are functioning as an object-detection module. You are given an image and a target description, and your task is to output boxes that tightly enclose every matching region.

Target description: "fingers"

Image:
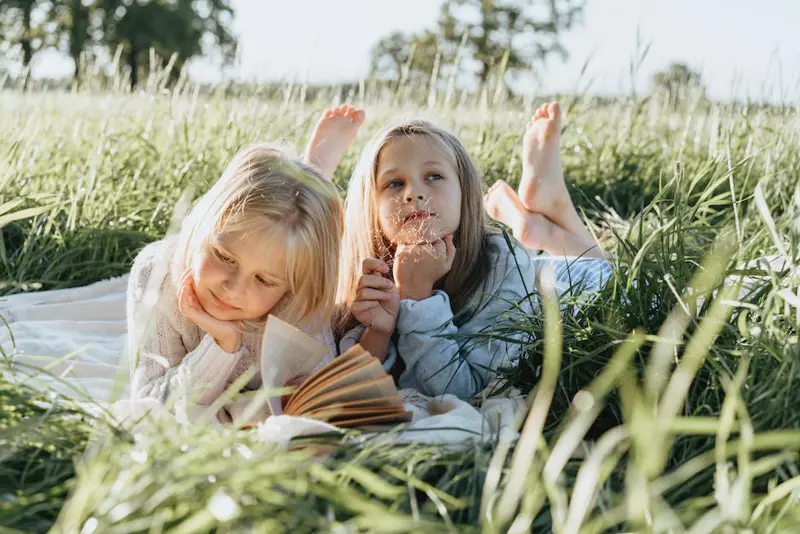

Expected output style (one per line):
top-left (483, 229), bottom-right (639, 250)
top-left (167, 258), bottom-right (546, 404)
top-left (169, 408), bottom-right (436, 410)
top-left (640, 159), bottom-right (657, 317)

top-left (362, 258), bottom-right (390, 275)
top-left (357, 274), bottom-right (394, 291)
top-left (356, 288), bottom-right (394, 302)
top-left (351, 300), bottom-right (378, 317)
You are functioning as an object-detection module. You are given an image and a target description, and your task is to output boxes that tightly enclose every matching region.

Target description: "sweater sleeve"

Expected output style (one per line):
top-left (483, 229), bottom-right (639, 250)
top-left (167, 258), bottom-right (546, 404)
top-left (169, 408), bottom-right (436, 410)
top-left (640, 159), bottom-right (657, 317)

top-left (126, 244), bottom-right (244, 405)
top-left (394, 236), bottom-right (535, 398)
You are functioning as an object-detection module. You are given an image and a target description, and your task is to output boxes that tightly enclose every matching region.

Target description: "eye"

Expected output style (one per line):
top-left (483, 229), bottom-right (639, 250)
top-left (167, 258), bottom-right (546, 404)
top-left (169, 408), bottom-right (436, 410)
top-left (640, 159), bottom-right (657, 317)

top-left (213, 248), bottom-right (235, 265)
top-left (427, 173), bottom-right (444, 181)
top-left (255, 275), bottom-right (276, 287)
top-left (385, 179), bottom-right (404, 189)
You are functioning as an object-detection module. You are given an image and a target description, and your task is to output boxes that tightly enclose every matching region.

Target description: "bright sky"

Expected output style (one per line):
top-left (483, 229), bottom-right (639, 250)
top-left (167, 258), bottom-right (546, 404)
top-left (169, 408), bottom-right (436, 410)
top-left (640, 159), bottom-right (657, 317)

top-left (21, 0), bottom-right (800, 103)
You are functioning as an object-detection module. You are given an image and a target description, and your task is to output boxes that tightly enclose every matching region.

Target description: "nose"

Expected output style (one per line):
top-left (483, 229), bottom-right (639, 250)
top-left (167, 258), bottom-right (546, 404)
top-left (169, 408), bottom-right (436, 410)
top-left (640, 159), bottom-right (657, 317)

top-left (404, 183), bottom-right (425, 203)
top-left (221, 272), bottom-right (245, 295)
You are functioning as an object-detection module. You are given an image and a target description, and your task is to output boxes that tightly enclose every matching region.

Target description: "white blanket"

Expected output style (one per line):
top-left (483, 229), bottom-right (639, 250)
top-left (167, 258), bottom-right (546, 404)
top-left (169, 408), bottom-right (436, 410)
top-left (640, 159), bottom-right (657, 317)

top-left (0, 276), bottom-right (524, 447)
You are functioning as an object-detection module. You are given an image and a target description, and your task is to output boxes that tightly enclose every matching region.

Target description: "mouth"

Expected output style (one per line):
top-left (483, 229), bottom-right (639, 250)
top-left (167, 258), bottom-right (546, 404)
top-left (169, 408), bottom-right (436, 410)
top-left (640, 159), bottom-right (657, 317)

top-left (210, 290), bottom-right (240, 312)
top-left (404, 210), bottom-right (435, 223)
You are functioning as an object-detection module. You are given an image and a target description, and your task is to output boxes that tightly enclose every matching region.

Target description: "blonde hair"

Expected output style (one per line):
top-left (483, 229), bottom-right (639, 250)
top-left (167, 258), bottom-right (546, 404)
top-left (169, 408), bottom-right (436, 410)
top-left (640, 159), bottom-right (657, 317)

top-left (336, 120), bottom-right (494, 332)
top-left (172, 143), bottom-right (343, 327)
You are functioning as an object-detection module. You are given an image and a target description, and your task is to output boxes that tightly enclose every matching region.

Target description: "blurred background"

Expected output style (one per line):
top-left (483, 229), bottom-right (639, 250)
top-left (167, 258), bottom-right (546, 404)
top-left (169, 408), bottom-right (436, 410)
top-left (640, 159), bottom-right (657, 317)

top-left (2, 0), bottom-right (799, 104)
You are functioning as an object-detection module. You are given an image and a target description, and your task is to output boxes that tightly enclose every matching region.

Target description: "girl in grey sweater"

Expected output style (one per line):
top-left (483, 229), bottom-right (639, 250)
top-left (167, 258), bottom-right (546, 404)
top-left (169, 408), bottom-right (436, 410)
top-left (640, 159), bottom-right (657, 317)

top-left (337, 102), bottom-right (609, 399)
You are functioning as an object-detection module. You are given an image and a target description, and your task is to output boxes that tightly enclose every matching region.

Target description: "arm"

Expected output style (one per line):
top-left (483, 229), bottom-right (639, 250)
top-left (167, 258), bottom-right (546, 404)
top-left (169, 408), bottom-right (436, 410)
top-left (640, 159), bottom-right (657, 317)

top-left (339, 324), bottom-right (398, 371)
top-left (126, 248), bottom-right (243, 405)
top-left (395, 242), bottom-right (535, 398)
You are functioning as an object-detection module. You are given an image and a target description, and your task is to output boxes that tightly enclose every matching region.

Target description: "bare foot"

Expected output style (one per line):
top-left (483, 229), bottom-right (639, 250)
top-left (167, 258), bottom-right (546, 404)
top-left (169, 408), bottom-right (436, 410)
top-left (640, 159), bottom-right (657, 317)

top-left (485, 180), bottom-right (552, 251)
top-left (519, 101), bottom-right (569, 215)
top-left (304, 105), bottom-right (365, 181)
top-left (519, 102), bottom-right (597, 245)
top-left (485, 180), bottom-right (602, 257)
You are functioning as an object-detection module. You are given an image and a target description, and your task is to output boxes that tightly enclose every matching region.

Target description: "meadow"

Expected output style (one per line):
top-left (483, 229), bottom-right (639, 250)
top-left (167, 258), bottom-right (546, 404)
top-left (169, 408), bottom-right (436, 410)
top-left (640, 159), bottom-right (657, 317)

top-left (1, 77), bottom-right (799, 533)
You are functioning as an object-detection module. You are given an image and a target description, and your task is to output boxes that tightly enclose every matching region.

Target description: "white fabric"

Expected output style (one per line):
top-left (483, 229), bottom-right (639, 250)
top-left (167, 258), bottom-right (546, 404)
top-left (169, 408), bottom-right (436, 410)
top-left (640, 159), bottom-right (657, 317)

top-left (0, 275), bottom-right (525, 447)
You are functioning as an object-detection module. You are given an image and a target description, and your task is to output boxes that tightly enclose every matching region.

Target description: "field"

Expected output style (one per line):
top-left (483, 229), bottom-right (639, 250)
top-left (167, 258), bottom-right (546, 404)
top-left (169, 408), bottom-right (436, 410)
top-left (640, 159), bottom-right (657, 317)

top-left (1, 82), bottom-right (799, 533)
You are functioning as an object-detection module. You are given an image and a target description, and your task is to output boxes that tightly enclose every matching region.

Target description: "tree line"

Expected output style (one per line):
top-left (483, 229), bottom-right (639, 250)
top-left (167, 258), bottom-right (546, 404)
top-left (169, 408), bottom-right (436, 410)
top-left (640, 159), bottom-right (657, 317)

top-left (0, 0), bottom-right (236, 89)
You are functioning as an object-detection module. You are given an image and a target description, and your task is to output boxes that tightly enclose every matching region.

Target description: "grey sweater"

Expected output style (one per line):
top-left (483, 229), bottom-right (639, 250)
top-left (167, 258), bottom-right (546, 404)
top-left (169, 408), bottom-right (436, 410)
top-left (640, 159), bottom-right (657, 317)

top-left (340, 234), bottom-right (612, 399)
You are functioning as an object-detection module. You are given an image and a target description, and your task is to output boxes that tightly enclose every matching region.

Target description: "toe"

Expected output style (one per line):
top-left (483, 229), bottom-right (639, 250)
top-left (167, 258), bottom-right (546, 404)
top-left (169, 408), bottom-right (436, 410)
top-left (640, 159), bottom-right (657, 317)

top-left (548, 101), bottom-right (561, 120)
top-left (351, 109), bottom-right (366, 125)
top-left (323, 109), bottom-right (334, 118)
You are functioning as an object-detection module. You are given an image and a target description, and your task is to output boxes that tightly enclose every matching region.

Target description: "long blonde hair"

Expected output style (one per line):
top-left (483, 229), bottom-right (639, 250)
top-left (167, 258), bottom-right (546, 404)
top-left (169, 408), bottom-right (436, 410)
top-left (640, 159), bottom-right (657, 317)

top-left (336, 120), bottom-right (493, 332)
top-left (172, 143), bottom-right (343, 326)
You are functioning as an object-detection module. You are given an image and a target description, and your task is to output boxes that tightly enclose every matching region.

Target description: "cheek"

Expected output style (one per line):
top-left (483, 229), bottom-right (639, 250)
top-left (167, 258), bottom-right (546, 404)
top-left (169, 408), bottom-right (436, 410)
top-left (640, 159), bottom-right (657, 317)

top-left (447, 186), bottom-right (463, 223)
top-left (191, 254), bottom-right (218, 288)
top-left (377, 197), bottom-right (401, 230)
top-left (250, 287), bottom-right (286, 315)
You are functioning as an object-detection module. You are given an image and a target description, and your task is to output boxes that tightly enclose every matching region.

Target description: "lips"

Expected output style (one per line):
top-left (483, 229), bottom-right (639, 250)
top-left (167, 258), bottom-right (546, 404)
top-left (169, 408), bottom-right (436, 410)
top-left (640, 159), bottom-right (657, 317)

top-left (404, 210), bottom-right (434, 222)
top-left (210, 290), bottom-right (239, 311)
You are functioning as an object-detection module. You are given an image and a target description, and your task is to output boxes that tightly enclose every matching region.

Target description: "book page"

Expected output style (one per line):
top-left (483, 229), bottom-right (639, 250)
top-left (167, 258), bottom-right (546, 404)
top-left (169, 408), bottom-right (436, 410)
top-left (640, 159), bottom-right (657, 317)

top-left (292, 375), bottom-right (399, 415)
top-left (260, 315), bottom-right (331, 415)
top-left (288, 358), bottom-right (386, 414)
top-left (285, 349), bottom-right (373, 412)
top-left (303, 397), bottom-right (404, 418)
top-left (223, 398), bottom-right (270, 428)
top-left (329, 411), bottom-right (413, 428)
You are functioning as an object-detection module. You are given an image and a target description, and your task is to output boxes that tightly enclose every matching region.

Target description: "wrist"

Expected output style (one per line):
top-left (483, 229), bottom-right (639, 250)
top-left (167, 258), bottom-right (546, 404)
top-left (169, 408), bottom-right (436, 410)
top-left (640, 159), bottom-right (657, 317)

top-left (397, 282), bottom-right (433, 301)
top-left (366, 325), bottom-right (393, 339)
top-left (215, 333), bottom-right (241, 353)
top-left (360, 328), bottom-right (391, 362)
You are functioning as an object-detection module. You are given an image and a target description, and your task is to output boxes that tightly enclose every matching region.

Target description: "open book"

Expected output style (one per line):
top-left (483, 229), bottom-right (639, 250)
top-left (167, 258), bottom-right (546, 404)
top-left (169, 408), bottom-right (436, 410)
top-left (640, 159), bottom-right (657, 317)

top-left (223, 315), bottom-right (412, 429)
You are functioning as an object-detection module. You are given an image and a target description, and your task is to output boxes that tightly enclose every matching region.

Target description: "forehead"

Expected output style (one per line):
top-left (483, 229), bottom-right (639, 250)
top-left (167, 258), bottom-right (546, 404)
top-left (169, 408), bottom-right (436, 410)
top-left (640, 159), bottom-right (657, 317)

top-left (377, 134), bottom-right (457, 173)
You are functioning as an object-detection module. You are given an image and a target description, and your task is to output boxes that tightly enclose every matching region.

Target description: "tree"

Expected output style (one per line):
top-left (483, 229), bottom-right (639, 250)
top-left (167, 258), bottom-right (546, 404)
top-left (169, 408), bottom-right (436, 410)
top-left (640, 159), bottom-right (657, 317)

top-left (99, 0), bottom-right (236, 89)
top-left (369, 0), bottom-right (585, 90)
top-left (440, 0), bottom-right (583, 86)
top-left (50, 0), bottom-right (96, 86)
top-left (0, 0), bottom-right (54, 89)
top-left (651, 63), bottom-right (705, 109)
top-left (369, 30), bottom-right (440, 84)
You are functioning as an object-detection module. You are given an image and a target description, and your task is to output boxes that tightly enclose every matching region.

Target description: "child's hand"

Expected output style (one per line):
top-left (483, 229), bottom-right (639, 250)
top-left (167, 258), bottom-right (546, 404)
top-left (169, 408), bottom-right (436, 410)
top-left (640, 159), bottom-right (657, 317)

top-left (177, 269), bottom-right (242, 353)
top-left (352, 258), bottom-right (400, 335)
top-left (393, 235), bottom-right (456, 301)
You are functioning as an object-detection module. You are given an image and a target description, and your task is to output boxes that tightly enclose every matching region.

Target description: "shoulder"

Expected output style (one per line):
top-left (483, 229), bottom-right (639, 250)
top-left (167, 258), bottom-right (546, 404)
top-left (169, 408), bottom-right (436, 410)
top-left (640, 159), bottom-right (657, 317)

top-left (129, 237), bottom-right (178, 304)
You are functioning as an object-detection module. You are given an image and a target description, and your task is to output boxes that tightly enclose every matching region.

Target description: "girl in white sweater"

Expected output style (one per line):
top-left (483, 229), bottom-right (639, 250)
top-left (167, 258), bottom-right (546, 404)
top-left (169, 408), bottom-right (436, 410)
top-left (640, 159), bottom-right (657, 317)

top-left (128, 143), bottom-right (344, 405)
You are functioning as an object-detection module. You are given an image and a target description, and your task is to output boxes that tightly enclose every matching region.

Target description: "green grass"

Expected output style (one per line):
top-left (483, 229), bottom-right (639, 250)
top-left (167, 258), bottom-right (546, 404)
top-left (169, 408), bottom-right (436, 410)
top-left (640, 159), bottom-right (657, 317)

top-left (1, 81), bottom-right (799, 533)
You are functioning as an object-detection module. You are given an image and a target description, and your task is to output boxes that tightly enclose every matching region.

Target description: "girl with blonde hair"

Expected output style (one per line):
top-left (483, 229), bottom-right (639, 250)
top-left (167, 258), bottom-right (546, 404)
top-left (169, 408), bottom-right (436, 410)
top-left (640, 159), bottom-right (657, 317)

top-left (129, 142), bottom-right (344, 404)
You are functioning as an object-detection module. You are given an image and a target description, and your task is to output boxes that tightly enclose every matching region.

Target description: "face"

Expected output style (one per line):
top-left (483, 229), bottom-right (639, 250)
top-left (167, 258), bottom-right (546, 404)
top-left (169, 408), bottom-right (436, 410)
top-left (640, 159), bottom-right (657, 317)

top-left (375, 135), bottom-right (462, 245)
top-left (190, 228), bottom-right (288, 322)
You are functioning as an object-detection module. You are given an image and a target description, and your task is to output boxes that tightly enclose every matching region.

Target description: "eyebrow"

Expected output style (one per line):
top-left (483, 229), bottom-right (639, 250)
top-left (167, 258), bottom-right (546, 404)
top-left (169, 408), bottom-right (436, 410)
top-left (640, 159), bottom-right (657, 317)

top-left (379, 160), bottom-right (448, 178)
top-left (214, 238), bottom-right (284, 282)
top-left (377, 167), bottom-right (399, 181)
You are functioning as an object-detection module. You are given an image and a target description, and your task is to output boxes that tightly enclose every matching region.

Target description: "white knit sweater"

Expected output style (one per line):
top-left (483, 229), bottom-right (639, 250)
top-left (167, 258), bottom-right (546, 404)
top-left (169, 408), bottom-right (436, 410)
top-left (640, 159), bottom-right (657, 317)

top-left (127, 238), bottom-right (336, 405)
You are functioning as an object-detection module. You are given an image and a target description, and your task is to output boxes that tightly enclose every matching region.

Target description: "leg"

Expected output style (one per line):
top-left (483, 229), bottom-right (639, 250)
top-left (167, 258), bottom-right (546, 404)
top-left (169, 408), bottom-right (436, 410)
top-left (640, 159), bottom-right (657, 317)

top-left (519, 101), bottom-right (595, 245)
top-left (485, 180), bottom-right (604, 258)
top-left (304, 105), bottom-right (365, 181)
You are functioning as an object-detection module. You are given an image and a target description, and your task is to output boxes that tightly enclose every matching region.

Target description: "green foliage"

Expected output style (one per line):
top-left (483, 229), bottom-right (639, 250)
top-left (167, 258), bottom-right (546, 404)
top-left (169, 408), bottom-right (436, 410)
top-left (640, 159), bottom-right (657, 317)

top-left (370, 0), bottom-right (585, 90)
top-left (1, 82), bottom-right (799, 532)
top-left (0, 0), bottom-right (237, 89)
